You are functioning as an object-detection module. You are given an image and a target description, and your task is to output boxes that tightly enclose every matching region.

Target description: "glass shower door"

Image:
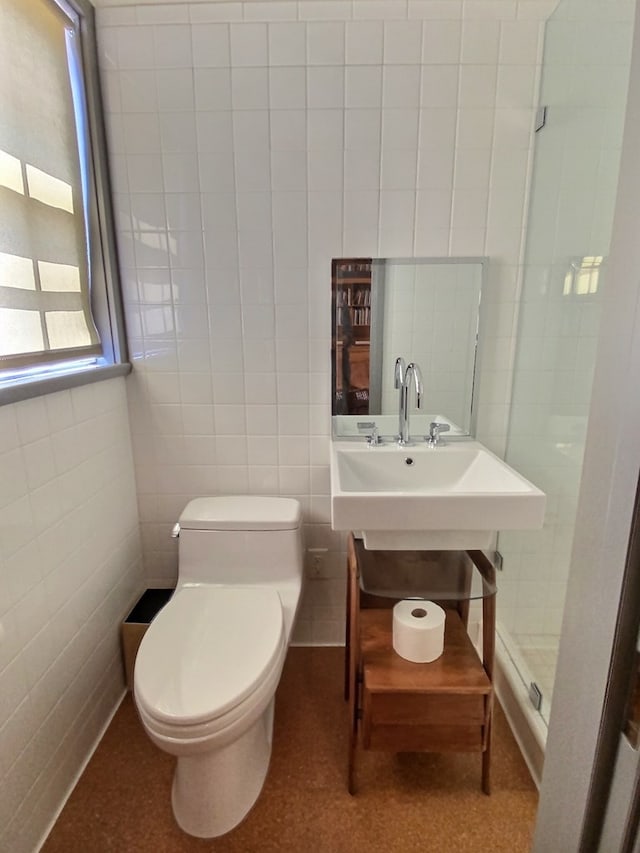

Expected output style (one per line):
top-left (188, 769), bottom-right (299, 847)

top-left (497, 0), bottom-right (635, 727)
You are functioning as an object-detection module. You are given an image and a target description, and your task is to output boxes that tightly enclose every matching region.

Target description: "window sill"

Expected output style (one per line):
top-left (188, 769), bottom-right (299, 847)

top-left (0, 362), bottom-right (132, 407)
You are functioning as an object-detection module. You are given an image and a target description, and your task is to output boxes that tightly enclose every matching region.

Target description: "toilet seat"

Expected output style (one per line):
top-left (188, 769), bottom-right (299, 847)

top-left (134, 586), bottom-right (285, 736)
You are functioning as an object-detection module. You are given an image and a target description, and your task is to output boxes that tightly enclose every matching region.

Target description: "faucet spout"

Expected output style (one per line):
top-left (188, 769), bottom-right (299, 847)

top-left (394, 356), bottom-right (406, 388)
top-left (398, 362), bottom-right (423, 446)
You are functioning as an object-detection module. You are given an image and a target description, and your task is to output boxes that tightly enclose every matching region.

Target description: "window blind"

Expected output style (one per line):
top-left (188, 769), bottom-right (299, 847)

top-left (0, 0), bottom-right (102, 370)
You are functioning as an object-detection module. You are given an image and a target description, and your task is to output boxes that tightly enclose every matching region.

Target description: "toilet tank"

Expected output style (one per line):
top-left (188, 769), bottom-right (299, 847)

top-left (176, 496), bottom-right (304, 587)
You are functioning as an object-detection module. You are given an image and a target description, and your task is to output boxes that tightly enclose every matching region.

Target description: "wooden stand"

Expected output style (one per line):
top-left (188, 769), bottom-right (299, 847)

top-left (345, 534), bottom-right (496, 795)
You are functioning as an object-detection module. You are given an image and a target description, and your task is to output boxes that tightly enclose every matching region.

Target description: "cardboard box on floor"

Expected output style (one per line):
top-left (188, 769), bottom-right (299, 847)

top-left (121, 589), bottom-right (173, 690)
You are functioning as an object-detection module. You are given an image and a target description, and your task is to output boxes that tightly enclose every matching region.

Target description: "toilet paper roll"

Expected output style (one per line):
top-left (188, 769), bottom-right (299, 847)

top-left (392, 600), bottom-right (446, 663)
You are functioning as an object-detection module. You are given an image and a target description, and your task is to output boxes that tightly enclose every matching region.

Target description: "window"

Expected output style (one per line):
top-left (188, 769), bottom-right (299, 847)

top-left (0, 0), bottom-right (128, 402)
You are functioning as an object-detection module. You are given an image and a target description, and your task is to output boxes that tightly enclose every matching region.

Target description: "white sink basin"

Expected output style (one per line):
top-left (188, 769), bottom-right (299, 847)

top-left (330, 440), bottom-right (546, 550)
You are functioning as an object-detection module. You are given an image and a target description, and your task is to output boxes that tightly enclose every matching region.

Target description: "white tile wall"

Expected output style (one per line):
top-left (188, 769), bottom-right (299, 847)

top-left (0, 378), bottom-right (143, 852)
top-left (96, 0), bottom-right (551, 646)
top-left (498, 2), bottom-right (634, 655)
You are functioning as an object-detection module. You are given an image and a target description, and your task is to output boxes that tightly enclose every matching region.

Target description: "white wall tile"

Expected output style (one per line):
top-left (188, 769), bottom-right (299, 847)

top-left (307, 22), bottom-right (345, 65)
top-left (461, 19), bottom-right (500, 64)
top-left (454, 148), bottom-right (492, 189)
top-left (162, 153), bottom-right (200, 193)
top-left (459, 64), bottom-right (498, 107)
top-left (345, 20), bottom-right (384, 64)
top-left (298, 1), bottom-right (352, 21)
top-left (156, 69), bottom-right (195, 111)
top-left (497, 64), bottom-right (537, 110)
top-left (269, 22), bottom-right (307, 66)
top-left (421, 65), bottom-right (459, 108)
top-left (307, 66), bottom-right (344, 108)
top-left (189, 3), bottom-right (243, 23)
top-left (499, 20), bottom-right (540, 65)
top-left (138, 5), bottom-right (190, 25)
top-left (345, 66), bottom-right (383, 109)
top-left (234, 147), bottom-right (270, 190)
top-left (116, 25), bottom-right (155, 70)
top-left (269, 67), bottom-right (307, 108)
top-left (353, 1), bottom-right (409, 21)
top-left (384, 21), bottom-right (422, 64)
top-left (230, 22), bottom-right (268, 66)
top-left (191, 23), bottom-right (230, 67)
top-left (122, 113), bottom-right (161, 154)
top-left (344, 109), bottom-right (382, 150)
top-left (195, 68), bottom-right (232, 110)
top-left (196, 111), bottom-right (234, 152)
top-left (307, 148), bottom-right (342, 190)
top-left (342, 148), bottom-right (378, 190)
top-left (382, 65), bottom-right (421, 109)
top-left (270, 109), bottom-right (307, 149)
top-left (416, 146), bottom-right (454, 189)
top-left (244, 2), bottom-right (297, 21)
top-left (381, 149), bottom-right (418, 190)
top-left (231, 67), bottom-right (269, 109)
top-left (462, 2), bottom-right (517, 21)
top-left (422, 20), bottom-right (461, 63)
top-left (153, 25), bottom-right (193, 67)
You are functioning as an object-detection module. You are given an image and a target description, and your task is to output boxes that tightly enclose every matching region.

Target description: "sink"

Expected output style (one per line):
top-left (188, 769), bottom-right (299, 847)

top-left (330, 440), bottom-right (546, 550)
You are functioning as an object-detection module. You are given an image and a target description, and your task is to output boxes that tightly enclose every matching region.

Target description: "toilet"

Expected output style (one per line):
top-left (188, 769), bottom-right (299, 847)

top-left (133, 496), bottom-right (304, 838)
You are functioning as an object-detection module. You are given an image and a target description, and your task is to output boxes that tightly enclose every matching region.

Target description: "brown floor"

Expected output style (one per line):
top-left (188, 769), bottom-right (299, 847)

top-left (43, 648), bottom-right (538, 853)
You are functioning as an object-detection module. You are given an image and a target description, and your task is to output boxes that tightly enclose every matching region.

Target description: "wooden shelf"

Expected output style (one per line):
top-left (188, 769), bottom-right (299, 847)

top-left (336, 276), bottom-right (371, 284)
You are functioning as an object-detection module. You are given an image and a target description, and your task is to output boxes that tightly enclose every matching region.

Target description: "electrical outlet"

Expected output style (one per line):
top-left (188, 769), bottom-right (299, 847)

top-left (307, 548), bottom-right (328, 579)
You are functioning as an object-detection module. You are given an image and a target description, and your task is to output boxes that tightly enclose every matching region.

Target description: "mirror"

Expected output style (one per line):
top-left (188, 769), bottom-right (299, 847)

top-left (331, 257), bottom-right (485, 438)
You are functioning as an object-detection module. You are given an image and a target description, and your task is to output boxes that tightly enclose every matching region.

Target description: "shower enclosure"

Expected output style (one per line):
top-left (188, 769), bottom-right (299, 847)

top-left (497, 0), bottom-right (635, 736)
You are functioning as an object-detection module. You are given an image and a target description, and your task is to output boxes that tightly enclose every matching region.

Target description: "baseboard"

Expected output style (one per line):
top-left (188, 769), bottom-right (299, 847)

top-left (35, 687), bottom-right (127, 852)
top-left (494, 634), bottom-right (546, 789)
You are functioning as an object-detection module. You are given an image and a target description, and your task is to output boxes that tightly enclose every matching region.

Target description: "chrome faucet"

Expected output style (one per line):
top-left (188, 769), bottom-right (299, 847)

top-left (398, 362), bottom-right (423, 446)
top-left (366, 425), bottom-right (382, 447)
top-left (426, 421), bottom-right (450, 448)
top-left (394, 357), bottom-right (406, 442)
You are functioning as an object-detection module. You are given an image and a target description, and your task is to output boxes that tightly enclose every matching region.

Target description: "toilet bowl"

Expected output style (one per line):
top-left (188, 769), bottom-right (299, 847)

top-left (133, 496), bottom-right (303, 838)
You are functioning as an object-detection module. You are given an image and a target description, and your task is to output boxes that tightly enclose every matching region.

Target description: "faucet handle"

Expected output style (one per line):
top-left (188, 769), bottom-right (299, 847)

top-left (426, 421), bottom-right (450, 447)
top-left (366, 425), bottom-right (382, 447)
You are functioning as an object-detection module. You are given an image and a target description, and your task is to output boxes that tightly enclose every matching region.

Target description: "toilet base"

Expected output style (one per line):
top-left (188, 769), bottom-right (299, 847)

top-left (171, 699), bottom-right (275, 838)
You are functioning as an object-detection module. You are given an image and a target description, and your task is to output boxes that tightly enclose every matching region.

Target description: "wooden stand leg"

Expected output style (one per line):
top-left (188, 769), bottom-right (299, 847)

top-left (470, 550), bottom-right (496, 797)
top-left (457, 597), bottom-right (470, 629)
top-left (482, 712), bottom-right (492, 795)
top-left (347, 534), bottom-right (360, 794)
top-left (348, 690), bottom-right (358, 795)
top-left (344, 553), bottom-right (352, 702)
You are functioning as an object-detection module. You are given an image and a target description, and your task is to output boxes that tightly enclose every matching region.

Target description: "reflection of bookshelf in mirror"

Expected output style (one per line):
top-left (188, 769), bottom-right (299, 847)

top-left (332, 258), bottom-right (372, 416)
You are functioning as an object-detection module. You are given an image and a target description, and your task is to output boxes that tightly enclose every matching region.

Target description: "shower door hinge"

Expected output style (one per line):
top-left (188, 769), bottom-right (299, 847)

top-left (491, 550), bottom-right (504, 572)
top-left (529, 682), bottom-right (543, 711)
top-left (535, 106), bottom-right (548, 132)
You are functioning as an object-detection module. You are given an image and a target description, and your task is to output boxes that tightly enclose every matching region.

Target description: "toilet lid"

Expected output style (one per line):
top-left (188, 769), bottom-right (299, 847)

top-left (135, 586), bottom-right (284, 727)
top-left (179, 496), bottom-right (301, 531)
